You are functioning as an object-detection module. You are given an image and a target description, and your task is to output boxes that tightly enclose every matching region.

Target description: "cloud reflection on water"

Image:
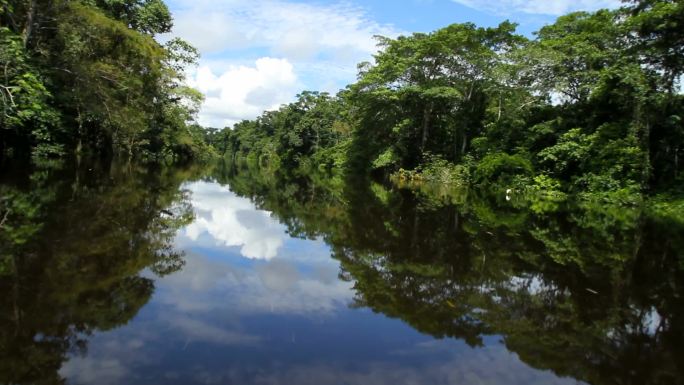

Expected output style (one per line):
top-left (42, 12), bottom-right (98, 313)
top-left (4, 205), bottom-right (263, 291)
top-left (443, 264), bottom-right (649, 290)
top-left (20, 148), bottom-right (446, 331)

top-left (157, 250), bottom-right (352, 317)
top-left (59, 180), bottom-right (583, 385)
top-left (181, 182), bottom-right (285, 260)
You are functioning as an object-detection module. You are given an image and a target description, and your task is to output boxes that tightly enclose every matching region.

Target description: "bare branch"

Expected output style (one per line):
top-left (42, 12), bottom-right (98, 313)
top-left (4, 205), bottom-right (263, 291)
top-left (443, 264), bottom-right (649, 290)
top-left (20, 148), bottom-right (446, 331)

top-left (0, 209), bottom-right (10, 229)
top-left (0, 85), bottom-right (18, 107)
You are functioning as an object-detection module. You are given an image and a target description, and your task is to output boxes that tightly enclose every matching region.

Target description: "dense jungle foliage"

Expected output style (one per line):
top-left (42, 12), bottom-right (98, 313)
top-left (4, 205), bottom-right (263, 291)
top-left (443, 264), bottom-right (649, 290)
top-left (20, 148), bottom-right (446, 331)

top-left (215, 0), bottom-right (684, 200)
top-left (0, 0), bottom-right (214, 162)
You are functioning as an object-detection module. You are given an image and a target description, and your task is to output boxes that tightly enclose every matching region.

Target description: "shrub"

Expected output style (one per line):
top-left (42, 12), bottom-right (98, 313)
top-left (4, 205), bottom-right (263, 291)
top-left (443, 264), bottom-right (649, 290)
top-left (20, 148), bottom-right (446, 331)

top-left (474, 153), bottom-right (533, 185)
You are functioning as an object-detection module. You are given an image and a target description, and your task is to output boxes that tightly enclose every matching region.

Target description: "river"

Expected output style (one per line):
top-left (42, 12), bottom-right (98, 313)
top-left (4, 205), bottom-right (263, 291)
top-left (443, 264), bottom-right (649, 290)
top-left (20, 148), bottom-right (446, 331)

top-left (0, 160), bottom-right (682, 385)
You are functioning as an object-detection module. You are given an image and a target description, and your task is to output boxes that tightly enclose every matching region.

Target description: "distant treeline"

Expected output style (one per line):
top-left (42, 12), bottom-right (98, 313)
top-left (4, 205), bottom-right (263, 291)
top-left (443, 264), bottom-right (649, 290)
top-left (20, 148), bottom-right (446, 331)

top-left (211, 0), bottom-right (684, 200)
top-left (0, 0), bottom-right (214, 162)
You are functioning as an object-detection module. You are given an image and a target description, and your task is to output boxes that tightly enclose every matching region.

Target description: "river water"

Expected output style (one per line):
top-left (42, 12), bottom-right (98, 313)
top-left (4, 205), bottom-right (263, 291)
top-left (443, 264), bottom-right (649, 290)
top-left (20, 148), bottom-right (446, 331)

top-left (0, 161), bottom-right (682, 385)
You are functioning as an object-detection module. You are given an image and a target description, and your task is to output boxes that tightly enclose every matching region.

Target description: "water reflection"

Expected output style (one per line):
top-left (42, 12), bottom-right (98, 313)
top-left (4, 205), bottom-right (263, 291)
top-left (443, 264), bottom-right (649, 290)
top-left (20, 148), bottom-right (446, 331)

top-left (217, 163), bottom-right (684, 385)
top-left (180, 182), bottom-right (286, 260)
top-left (1, 160), bottom-right (683, 385)
top-left (0, 161), bottom-right (197, 385)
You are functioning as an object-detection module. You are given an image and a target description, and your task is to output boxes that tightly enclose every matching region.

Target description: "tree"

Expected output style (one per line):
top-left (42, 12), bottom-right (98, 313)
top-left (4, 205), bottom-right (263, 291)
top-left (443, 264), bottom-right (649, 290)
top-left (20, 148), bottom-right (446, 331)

top-left (222, 5), bottom-right (683, 197)
top-left (0, 0), bottom-right (212, 162)
top-left (86, 0), bottom-right (173, 35)
top-left (624, 0), bottom-right (684, 91)
top-left (349, 22), bottom-right (526, 172)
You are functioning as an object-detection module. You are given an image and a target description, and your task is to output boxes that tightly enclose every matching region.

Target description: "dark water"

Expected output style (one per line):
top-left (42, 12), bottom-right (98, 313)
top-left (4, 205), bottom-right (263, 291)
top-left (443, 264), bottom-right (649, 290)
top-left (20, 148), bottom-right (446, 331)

top-left (1, 161), bottom-right (683, 385)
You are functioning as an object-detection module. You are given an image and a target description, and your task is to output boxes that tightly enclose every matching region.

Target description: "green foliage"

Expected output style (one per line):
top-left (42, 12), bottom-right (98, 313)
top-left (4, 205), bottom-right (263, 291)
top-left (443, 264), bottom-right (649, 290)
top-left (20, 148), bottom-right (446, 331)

top-left (0, 0), bottom-right (213, 162)
top-left (392, 153), bottom-right (471, 187)
top-left (220, 3), bottom-right (681, 201)
top-left (349, 21), bottom-right (526, 172)
top-left (0, 27), bottom-right (64, 159)
top-left (421, 153), bottom-right (471, 185)
top-left (85, 0), bottom-right (173, 35)
top-left (648, 193), bottom-right (684, 226)
top-left (625, 0), bottom-right (684, 90)
top-left (372, 147), bottom-right (399, 170)
top-left (538, 128), bottom-right (592, 178)
top-left (531, 10), bottom-right (626, 102)
top-left (474, 153), bottom-right (533, 185)
top-left (219, 91), bottom-right (353, 174)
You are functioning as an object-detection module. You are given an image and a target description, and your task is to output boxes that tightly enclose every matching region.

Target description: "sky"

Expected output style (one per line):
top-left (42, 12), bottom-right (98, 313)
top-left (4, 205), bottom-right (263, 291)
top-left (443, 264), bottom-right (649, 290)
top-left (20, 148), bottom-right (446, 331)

top-left (161, 0), bottom-right (622, 128)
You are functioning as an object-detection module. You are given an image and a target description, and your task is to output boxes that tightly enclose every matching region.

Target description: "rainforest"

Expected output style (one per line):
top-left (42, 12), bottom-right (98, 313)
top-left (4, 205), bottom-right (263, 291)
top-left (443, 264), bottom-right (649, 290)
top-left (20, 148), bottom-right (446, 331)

top-left (1, 1), bottom-right (683, 385)
top-left (1, 0), bottom-right (683, 202)
top-left (213, 1), bottom-right (684, 204)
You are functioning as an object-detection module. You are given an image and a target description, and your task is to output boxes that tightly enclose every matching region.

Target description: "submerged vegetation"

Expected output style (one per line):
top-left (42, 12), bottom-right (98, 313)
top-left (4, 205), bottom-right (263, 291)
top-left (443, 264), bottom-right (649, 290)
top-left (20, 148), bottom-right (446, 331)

top-left (216, 0), bottom-right (684, 201)
top-left (0, 0), bottom-right (215, 162)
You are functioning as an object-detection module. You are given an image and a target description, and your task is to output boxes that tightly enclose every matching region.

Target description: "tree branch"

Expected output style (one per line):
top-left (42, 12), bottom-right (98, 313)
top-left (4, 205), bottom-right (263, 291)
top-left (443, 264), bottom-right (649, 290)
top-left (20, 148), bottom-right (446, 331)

top-left (0, 209), bottom-right (10, 229)
top-left (0, 85), bottom-right (18, 108)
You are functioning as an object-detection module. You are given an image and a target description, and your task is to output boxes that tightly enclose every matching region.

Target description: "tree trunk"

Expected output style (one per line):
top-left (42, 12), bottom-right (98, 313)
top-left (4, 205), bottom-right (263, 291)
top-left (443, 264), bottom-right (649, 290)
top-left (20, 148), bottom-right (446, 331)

top-left (21, 0), bottom-right (37, 48)
top-left (461, 132), bottom-right (468, 157)
top-left (76, 106), bottom-right (83, 157)
top-left (466, 82), bottom-right (474, 102)
top-left (497, 93), bottom-right (503, 122)
top-left (309, 182), bottom-right (317, 204)
top-left (644, 120), bottom-right (652, 184)
top-left (675, 147), bottom-right (679, 179)
top-left (421, 102), bottom-right (433, 152)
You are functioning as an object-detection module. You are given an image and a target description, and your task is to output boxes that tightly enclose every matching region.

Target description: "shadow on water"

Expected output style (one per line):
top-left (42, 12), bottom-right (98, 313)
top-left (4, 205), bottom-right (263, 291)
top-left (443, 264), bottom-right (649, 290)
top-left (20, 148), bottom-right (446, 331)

top-left (214, 161), bottom-right (684, 385)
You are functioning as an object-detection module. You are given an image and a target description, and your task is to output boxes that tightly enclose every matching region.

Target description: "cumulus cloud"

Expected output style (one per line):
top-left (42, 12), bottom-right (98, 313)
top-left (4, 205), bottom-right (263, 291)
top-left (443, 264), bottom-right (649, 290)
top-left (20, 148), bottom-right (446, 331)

top-left (158, 253), bottom-right (352, 316)
top-left (163, 0), bottom-right (401, 127)
top-left (451, 0), bottom-right (622, 15)
top-left (187, 58), bottom-right (298, 128)
top-left (181, 181), bottom-right (286, 260)
top-left (168, 0), bottom-right (396, 59)
top-left (168, 180), bottom-right (352, 316)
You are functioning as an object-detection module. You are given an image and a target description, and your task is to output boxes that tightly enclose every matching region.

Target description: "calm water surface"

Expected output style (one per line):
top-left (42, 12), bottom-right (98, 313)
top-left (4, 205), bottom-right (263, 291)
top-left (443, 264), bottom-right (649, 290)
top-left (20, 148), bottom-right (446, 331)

top-left (0, 161), bottom-right (682, 385)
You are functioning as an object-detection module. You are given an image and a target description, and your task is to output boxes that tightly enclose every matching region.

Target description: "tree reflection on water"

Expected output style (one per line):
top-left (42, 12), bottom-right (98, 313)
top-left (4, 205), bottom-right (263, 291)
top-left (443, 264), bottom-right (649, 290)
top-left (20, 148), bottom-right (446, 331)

top-left (0, 161), bottom-right (198, 384)
top-left (219, 162), bottom-right (684, 385)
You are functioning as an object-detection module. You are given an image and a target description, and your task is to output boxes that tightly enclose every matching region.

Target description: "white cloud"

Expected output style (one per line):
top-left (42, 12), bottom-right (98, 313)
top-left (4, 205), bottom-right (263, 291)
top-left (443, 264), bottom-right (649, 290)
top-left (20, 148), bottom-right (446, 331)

top-left (181, 181), bottom-right (287, 260)
top-left (167, 316), bottom-right (261, 345)
top-left (168, 178), bottom-right (353, 316)
top-left (61, 318), bottom-right (577, 385)
top-left (164, 0), bottom-right (401, 127)
top-left (168, 180), bottom-right (353, 315)
top-left (60, 358), bottom-right (129, 385)
top-left (157, 253), bottom-right (352, 317)
top-left (168, 0), bottom-right (396, 60)
top-left (187, 58), bottom-right (298, 128)
top-left (451, 0), bottom-right (622, 15)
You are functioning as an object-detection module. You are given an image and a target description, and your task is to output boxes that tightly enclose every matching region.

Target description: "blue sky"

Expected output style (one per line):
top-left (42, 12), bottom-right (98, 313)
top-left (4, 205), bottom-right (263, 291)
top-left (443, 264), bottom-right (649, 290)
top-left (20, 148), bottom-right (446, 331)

top-left (162, 0), bottom-right (621, 128)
